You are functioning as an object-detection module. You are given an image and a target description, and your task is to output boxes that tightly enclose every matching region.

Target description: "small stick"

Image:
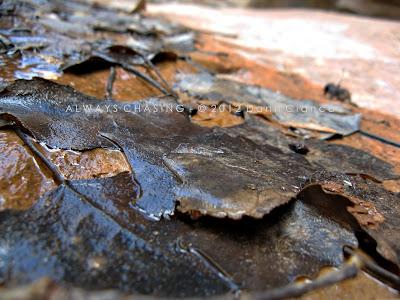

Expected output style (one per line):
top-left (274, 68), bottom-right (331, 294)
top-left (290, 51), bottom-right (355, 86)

top-left (122, 64), bottom-right (170, 96)
top-left (105, 66), bottom-right (116, 100)
top-left (249, 260), bottom-right (359, 300)
top-left (181, 55), bottom-right (214, 74)
top-left (344, 247), bottom-right (400, 289)
top-left (140, 54), bottom-right (177, 98)
top-left (359, 130), bottom-right (400, 148)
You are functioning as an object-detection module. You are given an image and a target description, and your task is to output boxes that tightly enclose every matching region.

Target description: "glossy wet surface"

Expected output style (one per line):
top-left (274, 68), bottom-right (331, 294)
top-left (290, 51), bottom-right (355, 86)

top-left (1, 0), bottom-right (400, 299)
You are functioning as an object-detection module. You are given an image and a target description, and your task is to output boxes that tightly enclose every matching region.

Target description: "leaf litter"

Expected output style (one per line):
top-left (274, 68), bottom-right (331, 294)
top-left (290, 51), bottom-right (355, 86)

top-left (0, 0), bottom-right (400, 298)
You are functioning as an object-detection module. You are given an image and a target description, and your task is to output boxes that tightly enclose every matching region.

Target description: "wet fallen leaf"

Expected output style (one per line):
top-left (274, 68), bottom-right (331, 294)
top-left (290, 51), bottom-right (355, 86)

top-left (0, 0), bottom-right (192, 86)
top-left (1, 0), bottom-right (400, 298)
top-left (1, 76), bottom-right (399, 266)
top-left (228, 114), bottom-right (398, 181)
top-left (307, 171), bottom-right (400, 268)
top-left (0, 78), bottom-right (314, 219)
top-left (0, 129), bottom-right (131, 210)
top-left (174, 72), bottom-right (361, 137)
top-left (0, 129), bottom-right (55, 210)
top-left (0, 172), bottom-right (360, 297)
top-left (40, 145), bottom-right (131, 180)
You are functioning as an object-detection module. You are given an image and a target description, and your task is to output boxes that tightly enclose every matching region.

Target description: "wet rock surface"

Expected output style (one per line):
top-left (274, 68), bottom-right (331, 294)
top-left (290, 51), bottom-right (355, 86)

top-left (1, 0), bottom-right (400, 299)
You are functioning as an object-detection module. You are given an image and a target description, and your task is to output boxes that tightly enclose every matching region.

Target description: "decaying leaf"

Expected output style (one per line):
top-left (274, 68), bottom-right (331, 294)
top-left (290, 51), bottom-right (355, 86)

top-left (0, 78), bottom-right (314, 219)
top-left (1, 77), bottom-right (399, 263)
top-left (307, 171), bottom-right (400, 268)
top-left (174, 72), bottom-right (361, 136)
top-left (0, 128), bottom-right (131, 210)
top-left (228, 114), bottom-right (398, 181)
top-left (165, 138), bottom-right (312, 219)
top-left (0, 174), bottom-right (228, 297)
top-left (1, 0), bottom-right (400, 298)
top-left (1, 77), bottom-right (399, 297)
top-left (0, 0), bottom-right (193, 84)
top-left (0, 129), bottom-right (55, 210)
top-left (0, 171), bottom-right (360, 297)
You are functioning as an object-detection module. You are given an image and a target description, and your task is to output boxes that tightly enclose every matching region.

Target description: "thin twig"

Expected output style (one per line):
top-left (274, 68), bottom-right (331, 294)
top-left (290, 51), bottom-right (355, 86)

top-left (249, 262), bottom-right (359, 300)
top-left (359, 130), bottom-right (400, 148)
top-left (142, 54), bottom-right (177, 98)
top-left (181, 55), bottom-right (214, 74)
top-left (122, 64), bottom-right (170, 96)
top-left (344, 247), bottom-right (400, 289)
top-left (105, 66), bottom-right (116, 100)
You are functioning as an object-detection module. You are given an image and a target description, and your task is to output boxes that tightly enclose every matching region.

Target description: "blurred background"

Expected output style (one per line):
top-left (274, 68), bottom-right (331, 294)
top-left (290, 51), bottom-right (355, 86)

top-left (148, 0), bottom-right (400, 19)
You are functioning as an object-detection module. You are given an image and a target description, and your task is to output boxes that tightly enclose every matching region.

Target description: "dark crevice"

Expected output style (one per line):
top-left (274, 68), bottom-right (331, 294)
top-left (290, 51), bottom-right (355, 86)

top-left (355, 231), bottom-right (400, 278)
top-left (64, 57), bottom-right (114, 74)
top-left (344, 246), bottom-right (400, 290)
